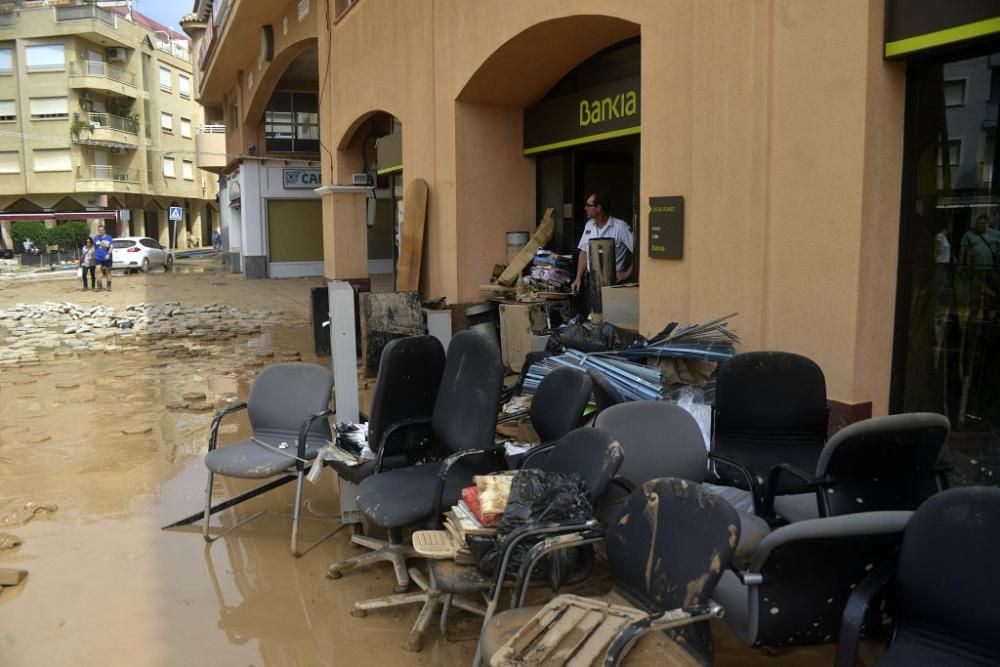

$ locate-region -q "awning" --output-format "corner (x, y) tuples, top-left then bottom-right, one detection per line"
(0, 211), (117, 221)
(0, 213), (53, 221)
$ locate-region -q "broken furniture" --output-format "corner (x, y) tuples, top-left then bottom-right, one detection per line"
(710, 351), (829, 510)
(712, 510), (910, 651)
(166, 362), (335, 556)
(327, 335), (445, 491)
(836, 486), (1000, 667)
(326, 330), (505, 592)
(351, 426), (624, 652)
(499, 365), (593, 460)
(477, 477), (740, 666)
(361, 291), (425, 377)
(592, 401), (771, 563)
(766, 412), (950, 523)
(497, 299), (572, 372)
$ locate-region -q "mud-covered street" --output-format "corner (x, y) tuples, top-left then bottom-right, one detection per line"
(0, 262), (474, 666)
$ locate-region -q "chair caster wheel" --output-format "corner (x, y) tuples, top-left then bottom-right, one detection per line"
(351, 608), (367, 618)
(326, 570), (342, 580)
(393, 583), (409, 594)
(403, 637), (422, 652)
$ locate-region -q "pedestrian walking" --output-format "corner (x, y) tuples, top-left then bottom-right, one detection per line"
(92, 224), (114, 291)
(211, 228), (222, 253)
(79, 237), (96, 290)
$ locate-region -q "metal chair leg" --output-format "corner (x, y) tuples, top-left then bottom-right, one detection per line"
(202, 470), (214, 542)
(290, 470), (304, 556)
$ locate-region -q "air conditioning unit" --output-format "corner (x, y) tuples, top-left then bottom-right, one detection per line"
(107, 47), (127, 62)
(352, 172), (371, 187)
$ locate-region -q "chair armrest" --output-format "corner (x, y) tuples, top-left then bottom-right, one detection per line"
(835, 560), (895, 667)
(610, 476), (636, 494)
(708, 452), (763, 515)
(517, 439), (559, 469)
(512, 527), (605, 608)
(296, 408), (335, 468)
(604, 602), (724, 666)
(374, 417), (434, 472)
(762, 463), (817, 517)
(430, 446), (506, 521)
(208, 403), (248, 452)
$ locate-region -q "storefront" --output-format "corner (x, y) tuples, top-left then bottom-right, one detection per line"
(889, 0), (1000, 482)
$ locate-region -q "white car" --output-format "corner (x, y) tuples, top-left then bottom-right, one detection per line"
(111, 237), (174, 273)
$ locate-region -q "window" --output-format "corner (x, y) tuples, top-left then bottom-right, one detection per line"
(33, 148), (71, 172)
(0, 48), (12, 75)
(180, 117), (191, 138)
(0, 151), (18, 173)
(0, 100), (15, 122)
(162, 156), (175, 178)
(160, 111), (173, 133)
(936, 138), (962, 189)
(139, 238), (161, 249)
(264, 91), (319, 153)
(943, 79), (966, 107)
(178, 74), (190, 98)
(25, 44), (65, 71)
(158, 66), (171, 92)
(29, 97), (68, 120)
(182, 160), (193, 180)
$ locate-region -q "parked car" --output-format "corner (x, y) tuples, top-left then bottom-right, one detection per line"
(111, 237), (174, 273)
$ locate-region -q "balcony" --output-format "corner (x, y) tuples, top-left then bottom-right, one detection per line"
(75, 164), (141, 193)
(195, 124), (226, 172)
(155, 39), (191, 64)
(51, 4), (127, 48)
(73, 112), (140, 149)
(69, 61), (137, 98)
(55, 4), (116, 26)
(0, 12), (14, 28)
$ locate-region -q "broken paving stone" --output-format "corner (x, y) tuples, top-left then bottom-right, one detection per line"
(166, 401), (189, 411)
(0, 502), (58, 528)
(187, 401), (214, 412)
(120, 426), (153, 435)
(55, 382), (80, 390)
(182, 392), (206, 401)
(0, 533), (23, 551)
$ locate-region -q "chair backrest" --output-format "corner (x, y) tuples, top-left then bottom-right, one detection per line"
(247, 362), (333, 439)
(431, 329), (504, 453)
(586, 368), (625, 413)
(746, 511), (910, 647)
(607, 478), (740, 661)
(713, 351), (828, 491)
(530, 367), (593, 443)
(529, 427), (624, 502)
(593, 401), (708, 485)
(891, 486), (1000, 662)
(816, 412), (949, 516)
(367, 335), (445, 453)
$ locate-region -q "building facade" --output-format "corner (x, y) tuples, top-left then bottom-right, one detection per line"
(0, 1), (219, 251)
(195, 0), (1000, 481)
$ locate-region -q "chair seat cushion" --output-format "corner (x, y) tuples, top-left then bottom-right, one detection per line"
(481, 591), (701, 665)
(429, 559), (491, 595)
(204, 433), (328, 479)
(328, 453), (410, 485)
(356, 454), (499, 529)
(772, 493), (820, 523)
(701, 485), (771, 567)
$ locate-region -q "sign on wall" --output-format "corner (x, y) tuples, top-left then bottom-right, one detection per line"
(282, 168), (321, 189)
(169, 206), (183, 222)
(648, 196), (683, 260)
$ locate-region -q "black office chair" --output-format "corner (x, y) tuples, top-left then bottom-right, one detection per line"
(712, 351), (829, 503)
(587, 367), (626, 414)
(766, 412), (950, 522)
(837, 486), (1000, 667)
(326, 330), (505, 591)
(164, 362), (334, 556)
(478, 478), (741, 666)
(350, 427), (625, 652)
(328, 335), (445, 486)
(524, 366), (593, 443)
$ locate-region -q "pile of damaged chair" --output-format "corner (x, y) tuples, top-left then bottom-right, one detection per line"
(167, 330), (1000, 666)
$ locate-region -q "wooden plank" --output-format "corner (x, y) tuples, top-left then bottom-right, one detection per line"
(0, 568), (27, 586)
(497, 209), (555, 286)
(396, 178), (429, 292)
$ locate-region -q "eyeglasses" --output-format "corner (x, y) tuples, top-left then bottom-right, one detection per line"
(584, 202), (597, 208)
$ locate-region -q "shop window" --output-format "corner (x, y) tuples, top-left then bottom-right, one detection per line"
(33, 148), (71, 172)
(0, 99), (15, 122)
(25, 44), (64, 71)
(29, 97), (68, 120)
(264, 91), (319, 153)
(0, 48), (12, 75)
(0, 150), (19, 173)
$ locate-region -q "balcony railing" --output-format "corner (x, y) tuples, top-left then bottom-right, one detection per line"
(55, 4), (116, 27)
(198, 124), (226, 134)
(155, 39), (191, 63)
(76, 165), (140, 182)
(69, 60), (136, 87)
(85, 112), (139, 135)
(0, 13), (15, 28)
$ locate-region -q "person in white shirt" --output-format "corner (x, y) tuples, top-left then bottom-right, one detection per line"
(570, 192), (634, 298)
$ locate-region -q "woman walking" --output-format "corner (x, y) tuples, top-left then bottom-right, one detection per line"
(80, 237), (96, 290)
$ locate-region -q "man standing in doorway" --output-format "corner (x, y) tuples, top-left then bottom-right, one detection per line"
(570, 192), (634, 313)
(93, 223), (114, 291)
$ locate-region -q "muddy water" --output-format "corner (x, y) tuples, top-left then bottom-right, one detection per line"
(0, 323), (474, 666)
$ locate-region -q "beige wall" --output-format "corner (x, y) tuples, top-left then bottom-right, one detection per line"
(204, 0), (906, 410)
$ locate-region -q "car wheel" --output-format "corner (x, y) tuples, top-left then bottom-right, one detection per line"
(164, 255), (174, 271)
(141, 257), (150, 273)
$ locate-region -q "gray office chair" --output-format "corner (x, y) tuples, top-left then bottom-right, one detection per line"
(165, 362), (334, 556)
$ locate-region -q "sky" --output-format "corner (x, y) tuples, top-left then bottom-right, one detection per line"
(129, 0), (192, 35)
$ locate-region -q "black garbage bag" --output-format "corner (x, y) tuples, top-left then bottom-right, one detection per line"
(546, 322), (647, 354)
(476, 469), (593, 589)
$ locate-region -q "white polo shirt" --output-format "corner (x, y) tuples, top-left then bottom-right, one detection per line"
(577, 216), (634, 272)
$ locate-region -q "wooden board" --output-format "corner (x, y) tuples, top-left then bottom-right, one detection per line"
(396, 178), (429, 292)
(497, 209), (555, 287)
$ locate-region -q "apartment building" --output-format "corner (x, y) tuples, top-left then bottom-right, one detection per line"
(0, 1), (219, 251)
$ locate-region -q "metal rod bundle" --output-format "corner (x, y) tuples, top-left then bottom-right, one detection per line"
(524, 349), (663, 401)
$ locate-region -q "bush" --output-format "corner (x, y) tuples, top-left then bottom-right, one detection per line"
(10, 221), (48, 248)
(48, 221), (91, 250)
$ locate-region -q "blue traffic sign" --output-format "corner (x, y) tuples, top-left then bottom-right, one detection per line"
(169, 206), (183, 221)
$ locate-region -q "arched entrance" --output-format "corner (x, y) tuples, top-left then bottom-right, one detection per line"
(453, 16), (640, 303)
